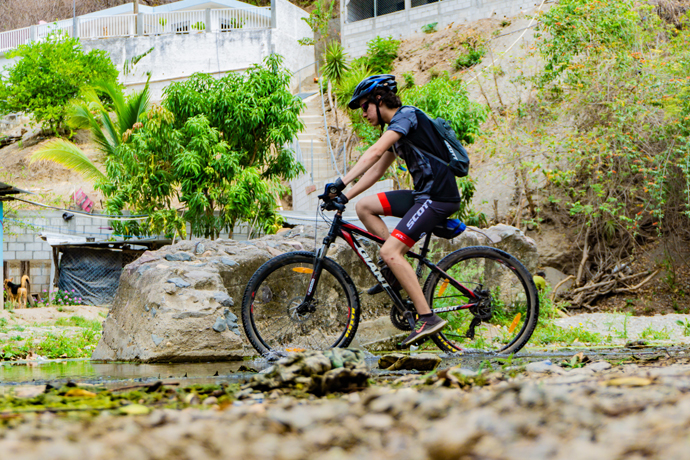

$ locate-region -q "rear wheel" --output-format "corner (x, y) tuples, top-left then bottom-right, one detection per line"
(241, 251), (361, 357)
(423, 246), (539, 355)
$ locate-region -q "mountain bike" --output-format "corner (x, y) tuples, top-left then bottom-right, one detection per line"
(241, 193), (539, 357)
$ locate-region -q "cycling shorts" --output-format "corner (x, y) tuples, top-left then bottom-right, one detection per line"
(377, 190), (460, 248)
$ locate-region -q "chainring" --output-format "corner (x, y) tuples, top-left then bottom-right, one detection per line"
(389, 302), (418, 331)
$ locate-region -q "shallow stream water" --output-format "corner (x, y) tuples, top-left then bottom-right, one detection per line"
(0, 346), (680, 390)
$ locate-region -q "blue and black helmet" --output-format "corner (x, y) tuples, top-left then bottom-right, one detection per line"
(348, 74), (398, 110)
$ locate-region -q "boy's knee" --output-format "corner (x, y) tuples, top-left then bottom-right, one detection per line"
(355, 199), (374, 219)
(380, 243), (404, 264)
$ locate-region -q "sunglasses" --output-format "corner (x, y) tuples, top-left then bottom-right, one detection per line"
(360, 101), (370, 112)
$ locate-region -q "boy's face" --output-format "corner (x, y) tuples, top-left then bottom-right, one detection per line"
(359, 98), (377, 125)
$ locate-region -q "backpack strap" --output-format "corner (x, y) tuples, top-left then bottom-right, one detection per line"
(399, 108), (451, 167)
(399, 138), (451, 167)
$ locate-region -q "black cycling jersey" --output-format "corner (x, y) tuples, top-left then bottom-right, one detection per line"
(387, 106), (461, 203)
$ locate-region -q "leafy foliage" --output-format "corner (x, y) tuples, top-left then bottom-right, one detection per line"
(0, 33), (118, 134)
(402, 71), (416, 89)
(401, 75), (487, 144)
(421, 22), (438, 34)
(365, 36), (401, 74)
(453, 43), (485, 70)
(478, 0), (690, 293)
(102, 54), (305, 239)
(322, 41), (350, 84)
(298, 0), (335, 46)
(333, 64), (372, 110)
(31, 79), (151, 182)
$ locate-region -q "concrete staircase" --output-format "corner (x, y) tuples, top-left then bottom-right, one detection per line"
(290, 89), (393, 214)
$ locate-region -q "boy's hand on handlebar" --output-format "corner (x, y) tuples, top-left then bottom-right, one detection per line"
(323, 194), (349, 211)
(318, 177), (346, 200)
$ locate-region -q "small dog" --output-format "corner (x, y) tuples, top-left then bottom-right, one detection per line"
(4, 275), (31, 309)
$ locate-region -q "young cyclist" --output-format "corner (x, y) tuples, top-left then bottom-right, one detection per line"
(324, 74), (462, 347)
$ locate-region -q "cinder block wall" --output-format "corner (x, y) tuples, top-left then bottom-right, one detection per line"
(2, 210), (261, 301)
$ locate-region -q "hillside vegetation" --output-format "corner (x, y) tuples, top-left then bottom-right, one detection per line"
(477, 0), (690, 310)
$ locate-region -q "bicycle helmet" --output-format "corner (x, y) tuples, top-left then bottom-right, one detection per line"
(347, 74), (398, 110)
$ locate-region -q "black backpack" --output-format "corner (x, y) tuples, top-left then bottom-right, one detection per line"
(402, 108), (470, 178)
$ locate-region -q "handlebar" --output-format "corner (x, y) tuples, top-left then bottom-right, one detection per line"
(318, 191), (346, 213)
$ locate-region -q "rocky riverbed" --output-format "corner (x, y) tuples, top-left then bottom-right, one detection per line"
(3, 350), (690, 459)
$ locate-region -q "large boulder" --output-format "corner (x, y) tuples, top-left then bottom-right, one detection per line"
(93, 224), (538, 362)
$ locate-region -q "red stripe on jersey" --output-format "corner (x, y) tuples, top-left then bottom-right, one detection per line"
(378, 193), (392, 216)
(391, 229), (416, 248)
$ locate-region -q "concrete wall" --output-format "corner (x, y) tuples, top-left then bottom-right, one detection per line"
(84, 30), (274, 101)
(342, 0), (540, 57)
(0, 0), (314, 101)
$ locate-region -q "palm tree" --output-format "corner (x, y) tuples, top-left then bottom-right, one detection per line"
(30, 80), (150, 181)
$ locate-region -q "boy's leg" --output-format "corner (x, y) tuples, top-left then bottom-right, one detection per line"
(354, 195), (389, 239)
(354, 190), (415, 239)
(379, 237), (430, 314)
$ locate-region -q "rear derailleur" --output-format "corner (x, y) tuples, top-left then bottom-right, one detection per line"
(464, 288), (492, 339)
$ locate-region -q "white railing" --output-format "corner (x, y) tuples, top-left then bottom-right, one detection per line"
(0, 8), (273, 55)
(0, 27), (30, 54)
(80, 15), (136, 39)
(211, 7), (271, 31)
(35, 20), (73, 41)
(142, 10), (207, 35)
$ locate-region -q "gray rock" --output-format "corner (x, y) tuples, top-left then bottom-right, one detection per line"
(587, 361), (613, 372)
(223, 308), (240, 336)
(202, 396), (218, 406)
(151, 334), (164, 347)
(213, 291), (234, 307)
(167, 278), (191, 288)
(94, 226), (536, 362)
(195, 243), (206, 254)
(248, 349), (369, 395)
(379, 353), (442, 371)
(213, 316), (227, 332)
(165, 252), (193, 262)
(526, 360), (555, 374)
(220, 256), (238, 267)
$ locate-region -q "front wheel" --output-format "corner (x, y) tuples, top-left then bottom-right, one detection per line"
(241, 251), (361, 357)
(423, 246), (539, 355)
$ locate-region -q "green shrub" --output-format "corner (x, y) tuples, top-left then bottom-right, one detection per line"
(333, 64), (372, 110)
(100, 54), (305, 239)
(365, 35), (401, 74)
(402, 71), (416, 89)
(322, 41), (350, 84)
(453, 43), (485, 70)
(402, 75), (487, 144)
(0, 33), (118, 134)
(421, 22), (438, 34)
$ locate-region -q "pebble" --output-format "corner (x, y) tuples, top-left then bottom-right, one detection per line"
(165, 252), (193, 262)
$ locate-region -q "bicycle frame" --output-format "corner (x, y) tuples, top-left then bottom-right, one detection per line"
(303, 210), (480, 329)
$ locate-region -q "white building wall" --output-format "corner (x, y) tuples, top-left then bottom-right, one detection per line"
(342, 0), (541, 57)
(0, 0), (314, 101)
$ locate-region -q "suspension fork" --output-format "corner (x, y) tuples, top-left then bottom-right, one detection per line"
(302, 212), (342, 304)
